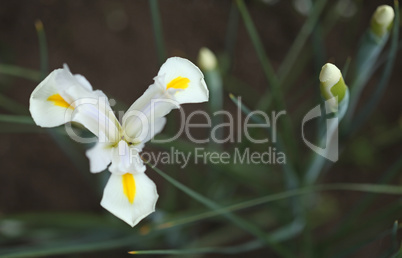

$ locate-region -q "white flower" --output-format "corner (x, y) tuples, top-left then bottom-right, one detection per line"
(29, 57), (209, 227)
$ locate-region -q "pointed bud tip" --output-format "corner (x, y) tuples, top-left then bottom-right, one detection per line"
(371, 5), (394, 37)
(197, 47), (217, 71)
(319, 63), (347, 103)
(373, 5), (394, 26)
(35, 20), (43, 31)
(319, 63), (341, 88)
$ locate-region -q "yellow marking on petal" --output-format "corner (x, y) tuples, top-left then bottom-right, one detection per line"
(47, 94), (73, 109)
(128, 251), (138, 254)
(166, 76), (190, 90)
(122, 173), (136, 204)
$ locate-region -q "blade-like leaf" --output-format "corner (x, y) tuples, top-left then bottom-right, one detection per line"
(149, 0), (166, 65)
(0, 64), (41, 82)
(146, 161), (294, 258)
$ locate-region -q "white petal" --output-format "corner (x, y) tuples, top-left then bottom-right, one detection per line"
(74, 74), (93, 90)
(157, 57), (209, 104)
(53, 64), (97, 104)
(63, 63), (93, 91)
(29, 65), (105, 128)
(86, 142), (113, 173)
(72, 94), (121, 143)
(108, 141), (146, 175)
(142, 116), (166, 144)
(122, 84), (177, 141)
(59, 67), (122, 142)
(29, 69), (75, 127)
(101, 172), (158, 227)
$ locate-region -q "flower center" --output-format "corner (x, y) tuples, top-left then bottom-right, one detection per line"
(119, 135), (138, 146)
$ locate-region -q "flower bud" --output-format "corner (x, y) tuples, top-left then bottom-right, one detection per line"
(319, 63), (347, 104)
(370, 5), (394, 37)
(197, 47), (217, 71)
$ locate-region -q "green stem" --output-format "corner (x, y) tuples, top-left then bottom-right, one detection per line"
(0, 93), (29, 115)
(236, 0), (298, 166)
(350, 1), (399, 135)
(277, 0), (327, 81)
(229, 94), (299, 190)
(35, 20), (48, 78)
(324, 156), (402, 243)
(224, 1), (240, 72)
(148, 161), (294, 258)
(131, 240), (263, 255)
(158, 181), (402, 230)
(0, 64), (41, 82)
(149, 0), (166, 65)
(235, 0), (281, 110)
(0, 114), (34, 124)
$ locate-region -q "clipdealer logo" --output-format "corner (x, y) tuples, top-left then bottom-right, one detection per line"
(63, 96), (340, 166)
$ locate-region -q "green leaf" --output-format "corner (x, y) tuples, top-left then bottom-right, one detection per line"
(205, 69), (224, 151)
(0, 93), (29, 115)
(0, 114), (34, 124)
(229, 94), (299, 190)
(149, 0), (166, 66)
(392, 221), (399, 253)
(0, 235), (137, 258)
(158, 182), (402, 230)
(129, 240), (263, 255)
(304, 89), (350, 185)
(0, 123), (43, 134)
(147, 162), (294, 258)
(235, 0), (301, 165)
(235, 0), (282, 111)
(277, 0), (327, 81)
(223, 2), (240, 72)
(334, 156), (402, 235)
(35, 20), (49, 79)
(0, 213), (137, 257)
(350, 1), (400, 134)
(0, 64), (41, 82)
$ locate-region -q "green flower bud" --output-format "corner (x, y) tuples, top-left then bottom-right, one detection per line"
(370, 5), (394, 37)
(197, 47), (217, 71)
(319, 63), (347, 104)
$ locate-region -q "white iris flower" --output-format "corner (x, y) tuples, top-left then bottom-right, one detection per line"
(29, 57), (209, 227)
